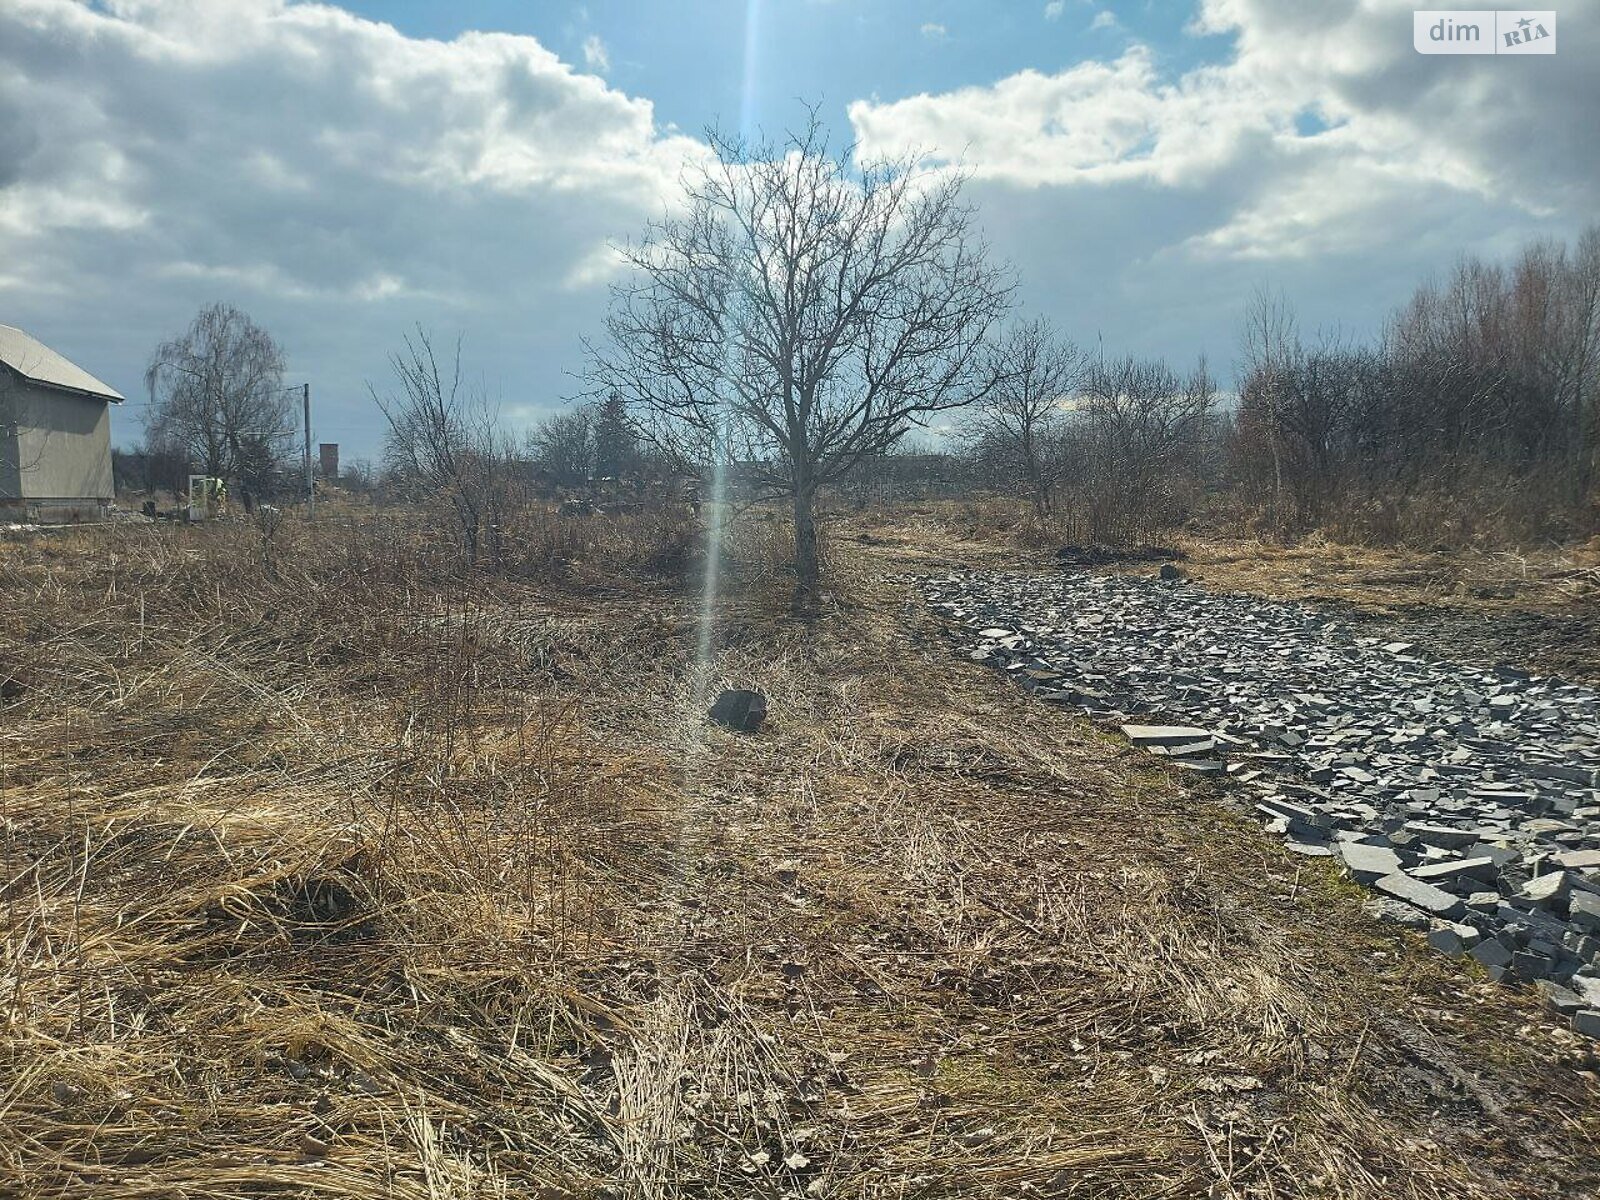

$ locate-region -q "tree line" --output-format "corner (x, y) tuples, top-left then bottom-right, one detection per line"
(1234, 231), (1600, 541)
(126, 119), (1600, 605)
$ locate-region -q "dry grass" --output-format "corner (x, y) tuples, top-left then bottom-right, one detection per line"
(1164, 533), (1600, 613)
(2, 505), (1597, 1198)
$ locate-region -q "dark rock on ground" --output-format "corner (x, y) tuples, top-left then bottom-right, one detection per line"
(709, 688), (768, 733)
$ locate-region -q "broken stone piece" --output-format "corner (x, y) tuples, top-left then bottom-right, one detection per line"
(1412, 857), (1499, 886)
(1519, 871), (1573, 908)
(1536, 980), (1585, 1015)
(1121, 724), (1213, 748)
(1374, 872), (1467, 919)
(1403, 822), (1479, 850)
(1338, 841), (1401, 884)
(1472, 939), (1514, 969)
(1427, 921), (1481, 955)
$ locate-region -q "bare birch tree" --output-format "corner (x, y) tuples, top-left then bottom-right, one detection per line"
(586, 117), (1013, 607)
(144, 303), (292, 486)
(1238, 286), (1299, 535)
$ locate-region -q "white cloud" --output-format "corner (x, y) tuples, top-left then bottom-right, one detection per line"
(582, 33), (609, 74)
(850, 50), (1182, 187)
(920, 22), (948, 41)
(1089, 10), (1118, 32)
(847, 0), (1595, 384)
(1043, 2), (1065, 20)
(850, 0), (1596, 259)
(561, 241), (628, 291)
(0, 0), (706, 452)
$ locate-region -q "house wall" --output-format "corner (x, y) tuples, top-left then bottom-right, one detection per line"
(0, 377), (115, 506)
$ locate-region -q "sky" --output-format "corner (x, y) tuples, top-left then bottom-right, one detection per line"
(1, 0), (1595, 461)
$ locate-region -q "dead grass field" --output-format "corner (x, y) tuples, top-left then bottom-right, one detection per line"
(2, 507), (1598, 1199)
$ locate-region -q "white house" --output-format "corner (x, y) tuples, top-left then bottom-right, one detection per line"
(0, 324), (123, 519)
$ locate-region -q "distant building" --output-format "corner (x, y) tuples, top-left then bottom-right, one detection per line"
(319, 442), (339, 481)
(0, 324), (122, 518)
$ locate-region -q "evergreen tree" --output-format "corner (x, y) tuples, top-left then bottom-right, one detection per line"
(593, 391), (635, 478)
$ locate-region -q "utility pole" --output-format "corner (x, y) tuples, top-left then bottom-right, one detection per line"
(302, 382), (315, 520)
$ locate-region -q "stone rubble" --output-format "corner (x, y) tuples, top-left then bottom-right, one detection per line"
(919, 569), (1600, 1039)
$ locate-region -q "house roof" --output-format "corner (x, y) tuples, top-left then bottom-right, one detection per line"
(0, 324), (124, 403)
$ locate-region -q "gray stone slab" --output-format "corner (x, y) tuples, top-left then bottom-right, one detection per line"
(1513, 949), (1555, 981)
(1365, 898), (1428, 928)
(1427, 921), (1481, 955)
(1571, 891), (1600, 932)
(1404, 822), (1480, 850)
(1121, 724), (1213, 747)
(1338, 841), (1402, 884)
(1536, 980), (1586, 1015)
(1374, 872), (1467, 919)
(1520, 871), (1574, 907)
(1412, 857), (1499, 885)
(1472, 938), (1514, 968)
(1286, 839), (1335, 857)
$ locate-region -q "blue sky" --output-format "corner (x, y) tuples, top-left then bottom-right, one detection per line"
(1, 0), (1595, 461)
(350, 1), (1228, 132)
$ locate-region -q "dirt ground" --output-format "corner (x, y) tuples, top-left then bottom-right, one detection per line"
(2, 511), (1598, 1199)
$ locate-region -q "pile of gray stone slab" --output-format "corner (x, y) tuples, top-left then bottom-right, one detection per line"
(920, 570), (1600, 1038)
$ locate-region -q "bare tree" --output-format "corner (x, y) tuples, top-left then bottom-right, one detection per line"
(527, 406), (595, 488)
(586, 116), (1013, 606)
(371, 328), (510, 565)
(144, 303), (292, 486)
(1547, 228), (1600, 504)
(967, 317), (1083, 516)
(1238, 287), (1299, 534)
(1073, 355), (1217, 542)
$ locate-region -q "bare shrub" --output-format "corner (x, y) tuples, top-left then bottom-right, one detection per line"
(1228, 224), (1600, 545)
(1060, 355), (1217, 544)
(371, 328), (516, 567)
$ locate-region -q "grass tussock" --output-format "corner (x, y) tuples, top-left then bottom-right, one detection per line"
(1, 504), (1597, 1198)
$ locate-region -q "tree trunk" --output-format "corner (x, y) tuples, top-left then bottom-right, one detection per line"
(792, 484), (821, 613)
(1021, 427), (1048, 519)
(1576, 382), (1592, 513)
(1030, 471), (1051, 519)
